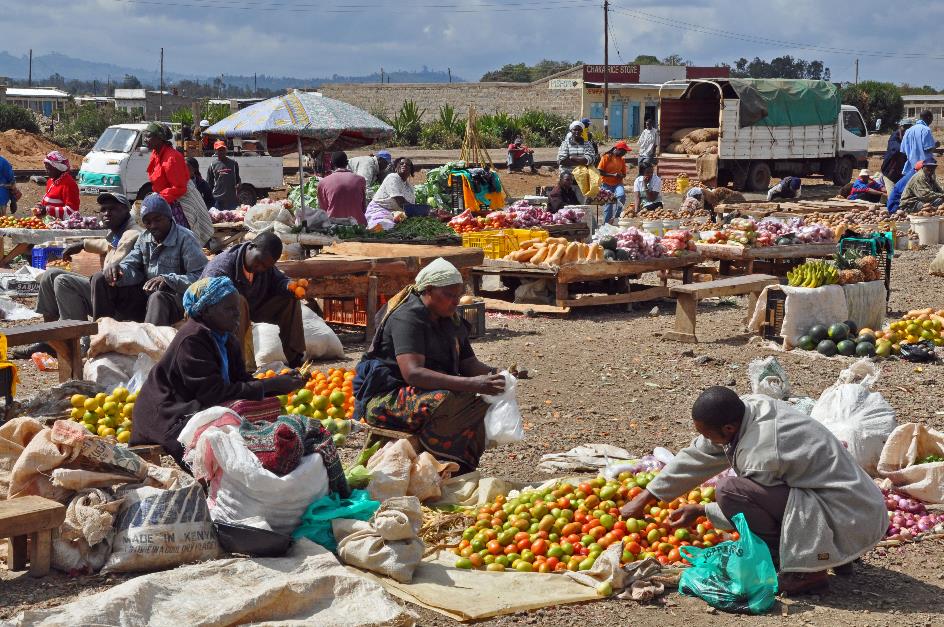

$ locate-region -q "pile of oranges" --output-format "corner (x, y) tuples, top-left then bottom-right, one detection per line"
(292, 367), (356, 420)
(286, 278), (310, 300)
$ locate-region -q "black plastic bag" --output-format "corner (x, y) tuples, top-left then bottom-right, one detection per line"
(899, 340), (936, 363)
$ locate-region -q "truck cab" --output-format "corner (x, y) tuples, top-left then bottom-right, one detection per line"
(78, 123), (283, 205)
(835, 104), (870, 182)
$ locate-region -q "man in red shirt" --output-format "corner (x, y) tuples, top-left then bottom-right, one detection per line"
(317, 151), (367, 225)
(507, 136), (536, 173)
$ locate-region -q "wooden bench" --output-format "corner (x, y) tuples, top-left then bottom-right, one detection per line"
(361, 423), (419, 453)
(2, 320), (98, 382)
(0, 496), (66, 577)
(665, 274), (780, 343)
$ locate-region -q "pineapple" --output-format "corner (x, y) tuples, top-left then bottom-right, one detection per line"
(838, 269), (865, 285)
(856, 256), (881, 282)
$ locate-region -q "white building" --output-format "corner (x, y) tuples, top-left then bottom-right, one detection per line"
(902, 95), (944, 129)
(0, 86), (71, 117)
(113, 88), (147, 116)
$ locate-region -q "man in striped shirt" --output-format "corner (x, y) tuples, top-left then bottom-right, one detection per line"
(557, 121), (594, 169)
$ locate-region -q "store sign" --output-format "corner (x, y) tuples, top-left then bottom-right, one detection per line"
(582, 64), (640, 83)
(549, 78), (582, 90)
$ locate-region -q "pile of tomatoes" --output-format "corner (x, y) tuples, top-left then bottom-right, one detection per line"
(0, 216), (47, 229)
(452, 472), (736, 573)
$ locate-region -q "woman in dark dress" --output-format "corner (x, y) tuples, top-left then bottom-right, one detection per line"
(354, 258), (504, 472)
(131, 276), (303, 465)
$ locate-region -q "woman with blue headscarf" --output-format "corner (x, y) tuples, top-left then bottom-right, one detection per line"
(132, 276), (305, 466)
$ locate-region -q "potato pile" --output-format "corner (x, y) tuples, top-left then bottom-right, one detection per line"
(503, 237), (603, 267)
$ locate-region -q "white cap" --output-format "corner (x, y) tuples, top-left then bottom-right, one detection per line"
(199, 119), (210, 128)
(858, 169), (870, 177)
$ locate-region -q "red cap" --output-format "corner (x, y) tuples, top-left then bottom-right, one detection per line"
(213, 140), (227, 150)
(613, 141), (631, 152)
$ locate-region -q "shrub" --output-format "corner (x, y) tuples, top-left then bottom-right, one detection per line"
(419, 122), (462, 149)
(390, 100), (425, 146)
(52, 104), (135, 151)
(0, 103), (40, 133)
(841, 82), (904, 133)
(517, 110), (569, 146)
(170, 107), (194, 126)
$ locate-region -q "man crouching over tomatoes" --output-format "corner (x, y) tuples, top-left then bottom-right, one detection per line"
(621, 386), (887, 595)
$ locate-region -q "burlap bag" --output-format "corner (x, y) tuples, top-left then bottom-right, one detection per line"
(876, 423), (944, 503)
(333, 496), (425, 583)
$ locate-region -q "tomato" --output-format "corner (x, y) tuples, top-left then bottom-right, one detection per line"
(578, 557), (595, 571)
(520, 549), (535, 563)
(455, 557), (473, 569)
(503, 544), (518, 556)
(702, 521), (714, 531)
(554, 562), (569, 573)
(611, 529), (626, 541)
(731, 532), (740, 541)
(565, 533), (581, 545)
(486, 562), (505, 572)
(557, 498), (571, 510)
(597, 536), (612, 549)
(531, 539), (549, 556)
(703, 533), (718, 545)
(561, 522), (581, 537)
(578, 483), (594, 496)
(667, 548), (681, 563)
(584, 495), (600, 509)
(657, 555), (669, 565)
(627, 542), (642, 555)
(598, 514), (616, 530)
(573, 511), (588, 524)
(646, 529), (661, 544)
(516, 539), (531, 551)
(628, 486), (643, 498)
(514, 531), (530, 543)
(560, 542), (575, 556)
(674, 528), (691, 541)
(537, 563), (552, 573)
(545, 556), (559, 570)
(469, 553), (484, 568)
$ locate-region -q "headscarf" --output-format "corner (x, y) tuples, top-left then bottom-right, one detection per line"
(183, 276), (237, 319)
(788, 177), (801, 191)
(415, 257), (463, 290)
(140, 192), (173, 218)
(43, 151), (70, 173)
(144, 122), (170, 141)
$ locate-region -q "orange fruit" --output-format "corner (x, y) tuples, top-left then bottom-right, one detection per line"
(297, 278), (309, 287)
(287, 281), (297, 291)
(294, 287), (306, 299)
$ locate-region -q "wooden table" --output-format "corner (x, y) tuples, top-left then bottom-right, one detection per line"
(695, 242), (836, 277)
(0, 496), (66, 577)
(279, 242), (485, 339)
(2, 321), (99, 382)
(212, 221), (248, 250)
(542, 223), (591, 242)
(471, 255), (702, 313)
(0, 228), (108, 268)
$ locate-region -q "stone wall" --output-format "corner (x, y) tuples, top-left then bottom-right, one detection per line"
(320, 70), (583, 121)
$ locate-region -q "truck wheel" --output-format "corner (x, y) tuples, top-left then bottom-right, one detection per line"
(747, 162), (772, 192)
(832, 157), (854, 186)
(237, 185), (258, 207)
(135, 184), (153, 202)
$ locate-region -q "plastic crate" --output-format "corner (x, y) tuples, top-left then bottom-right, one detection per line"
(462, 228), (549, 260)
(838, 235), (892, 302)
(458, 301), (486, 339)
(762, 286), (787, 342)
(31, 246), (64, 270)
(321, 295), (389, 327)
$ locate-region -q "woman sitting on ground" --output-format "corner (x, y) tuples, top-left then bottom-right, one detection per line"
(354, 258), (505, 473)
(365, 157), (415, 230)
(132, 276), (304, 466)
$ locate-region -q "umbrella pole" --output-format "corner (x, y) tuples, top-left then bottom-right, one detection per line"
(297, 135), (305, 228)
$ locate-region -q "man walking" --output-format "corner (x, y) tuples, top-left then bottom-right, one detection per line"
(207, 140), (241, 210)
(900, 110), (939, 177)
(637, 118), (658, 166)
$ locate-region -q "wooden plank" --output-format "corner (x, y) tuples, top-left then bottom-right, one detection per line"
(556, 256), (701, 283)
(1, 321), (98, 346)
(670, 274), (779, 298)
(558, 285), (670, 307)
(28, 530), (52, 577)
(0, 243), (32, 268)
(365, 275), (379, 343)
(666, 294), (699, 343)
(8, 535), (27, 570)
(480, 297), (571, 315)
(278, 257), (405, 278)
(745, 243), (836, 260)
(325, 242), (485, 269)
(0, 496), (66, 539)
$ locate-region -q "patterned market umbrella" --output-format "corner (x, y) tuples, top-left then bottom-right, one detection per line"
(206, 90), (393, 215)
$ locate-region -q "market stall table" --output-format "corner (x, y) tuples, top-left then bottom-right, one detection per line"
(212, 221), (248, 250)
(278, 242), (485, 338)
(695, 242), (836, 277)
(0, 228), (108, 268)
(470, 255), (702, 314)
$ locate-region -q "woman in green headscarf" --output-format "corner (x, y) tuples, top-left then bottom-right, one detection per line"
(354, 258), (504, 472)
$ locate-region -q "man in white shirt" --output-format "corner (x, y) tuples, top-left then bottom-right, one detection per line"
(633, 163), (663, 211)
(348, 150), (392, 188)
(637, 118), (658, 165)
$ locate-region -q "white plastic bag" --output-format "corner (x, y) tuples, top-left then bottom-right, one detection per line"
(301, 306), (344, 359)
(810, 359), (896, 476)
(747, 357), (791, 400)
(482, 371), (524, 445)
(252, 322), (287, 368)
(82, 353), (138, 392)
(877, 423), (944, 503)
(124, 353), (156, 394)
(244, 202), (295, 233)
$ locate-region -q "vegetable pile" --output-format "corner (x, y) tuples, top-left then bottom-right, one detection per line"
(883, 488), (944, 541)
(0, 216), (47, 229)
(47, 214), (102, 230)
(876, 309), (944, 356)
(209, 208), (247, 224)
(452, 472), (732, 572)
(503, 237), (603, 266)
(700, 217), (834, 247)
(795, 321), (879, 358)
(334, 217), (458, 242)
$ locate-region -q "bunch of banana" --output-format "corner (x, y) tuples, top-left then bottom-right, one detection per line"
(787, 260), (839, 288)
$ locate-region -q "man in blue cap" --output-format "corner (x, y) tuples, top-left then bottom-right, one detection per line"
(91, 193), (208, 326)
(349, 150), (392, 189)
(899, 156), (944, 213)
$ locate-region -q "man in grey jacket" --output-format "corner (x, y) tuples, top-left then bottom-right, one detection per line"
(622, 386), (887, 595)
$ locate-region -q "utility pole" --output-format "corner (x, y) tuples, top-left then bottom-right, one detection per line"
(28, 49), (32, 87)
(854, 59), (859, 85)
(380, 67), (384, 84)
(448, 68), (452, 83)
(159, 48), (164, 121)
(603, 0), (609, 140)
(254, 72), (257, 96)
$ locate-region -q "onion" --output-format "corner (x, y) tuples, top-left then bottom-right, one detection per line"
(892, 515), (905, 527)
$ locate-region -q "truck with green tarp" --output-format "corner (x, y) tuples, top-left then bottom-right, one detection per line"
(657, 79), (869, 192)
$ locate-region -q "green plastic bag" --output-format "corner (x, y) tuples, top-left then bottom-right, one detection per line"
(678, 513), (778, 614)
(292, 489), (379, 552)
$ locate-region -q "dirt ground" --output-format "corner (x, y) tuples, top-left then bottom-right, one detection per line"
(2, 160), (944, 625)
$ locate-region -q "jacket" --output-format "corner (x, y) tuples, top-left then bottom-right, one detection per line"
(597, 153), (627, 186)
(41, 172), (81, 219)
(900, 171), (944, 211)
(83, 216), (143, 266)
(646, 395), (887, 572)
(147, 144), (190, 204)
(202, 241), (289, 307)
(117, 222), (208, 293)
(131, 319), (267, 460)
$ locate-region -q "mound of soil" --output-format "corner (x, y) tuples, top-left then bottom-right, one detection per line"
(0, 130), (83, 170)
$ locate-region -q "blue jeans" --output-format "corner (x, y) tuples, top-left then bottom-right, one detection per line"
(601, 183), (625, 223)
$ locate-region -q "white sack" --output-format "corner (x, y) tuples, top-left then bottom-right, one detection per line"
(748, 284), (848, 349)
(252, 322), (287, 368)
(333, 496), (425, 583)
(82, 353), (138, 394)
(87, 317), (177, 361)
(302, 305), (345, 359)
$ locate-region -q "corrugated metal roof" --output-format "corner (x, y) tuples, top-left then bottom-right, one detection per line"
(5, 87), (70, 98)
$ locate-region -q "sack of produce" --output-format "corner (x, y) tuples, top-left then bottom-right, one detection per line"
(678, 513), (778, 614)
(686, 128), (720, 144)
(877, 423), (944, 503)
(929, 245), (944, 276)
(103, 473), (221, 573)
(245, 202), (295, 234)
(671, 127), (700, 141)
(252, 322), (287, 369)
(482, 371), (524, 446)
(810, 359), (896, 476)
(302, 306), (344, 360)
(333, 496), (424, 583)
(665, 142), (686, 154)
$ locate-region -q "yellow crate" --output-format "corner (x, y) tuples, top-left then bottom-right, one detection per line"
(462, 228), (549, 259)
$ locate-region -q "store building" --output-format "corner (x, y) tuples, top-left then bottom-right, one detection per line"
(902, 95), (944, 129)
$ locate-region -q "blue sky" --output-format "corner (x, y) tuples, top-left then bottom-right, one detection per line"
(3, 0), (943, 86)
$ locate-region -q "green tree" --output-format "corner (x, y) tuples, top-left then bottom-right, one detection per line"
(0, 103), (39, 133)
(731, 56), (831, 81)
(480, 60), (579, 83)
(120, 74), (143, 89)
(632, 54), (661, 64)
(841, 82), (904, 132)
(899, 84), (940, 95)
(661, 54), (691, 66)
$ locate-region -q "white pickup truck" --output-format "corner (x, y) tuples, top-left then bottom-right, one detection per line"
(657, 79), (870, 191)
(78, 123), (283, 204)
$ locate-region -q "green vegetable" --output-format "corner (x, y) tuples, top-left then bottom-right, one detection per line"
(345, 464), (372, 489)
(288, 177), (319, 209)
(356, 441), (382, 467)
(332, 217), (458, 242)
(916, 454), (944, 464)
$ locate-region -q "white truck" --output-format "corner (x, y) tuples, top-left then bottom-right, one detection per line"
(657, 79), (869, 192)
(78, 123), (283, 204)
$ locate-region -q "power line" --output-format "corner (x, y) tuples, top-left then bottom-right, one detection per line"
(608, 2), (944, 61)
(106, 0), (600, 13)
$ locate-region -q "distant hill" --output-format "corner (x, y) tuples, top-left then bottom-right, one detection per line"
(0, 51), (462, 89)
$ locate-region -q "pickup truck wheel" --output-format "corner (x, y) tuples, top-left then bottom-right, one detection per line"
(832, 157), (854, 186)
(237, 186), (257, 207)
(747, 162), (772, 192)
(135, 184), (153, 202)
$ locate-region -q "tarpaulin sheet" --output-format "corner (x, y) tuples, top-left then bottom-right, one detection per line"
(727, 79), (840, 128)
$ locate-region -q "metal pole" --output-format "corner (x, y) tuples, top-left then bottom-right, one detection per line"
(297, 135), (306, 228)
(448, 68), (452, 83)
(159, 48), (164, 121)
(603, 0), (610, 140)
(28, 49), (32, 87)
(854, 59), (859, 85)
